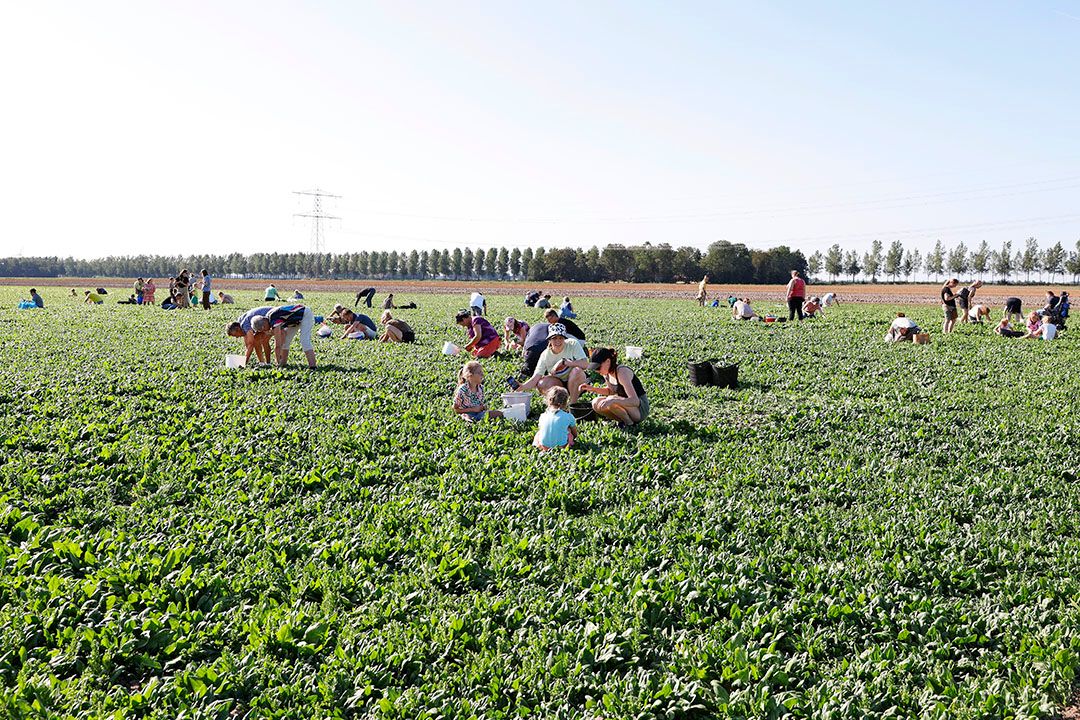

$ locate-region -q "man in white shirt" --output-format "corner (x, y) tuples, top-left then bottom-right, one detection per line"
(885, 313), (919, 342)
(469, 291), (486, 317)
(517, 323), (589, 403)
(822, 292), (839, 308)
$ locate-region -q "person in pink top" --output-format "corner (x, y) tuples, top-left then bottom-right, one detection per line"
(785, 270), (807, 321)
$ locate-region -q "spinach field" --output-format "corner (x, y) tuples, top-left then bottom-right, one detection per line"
(2, 287), (1078, 719)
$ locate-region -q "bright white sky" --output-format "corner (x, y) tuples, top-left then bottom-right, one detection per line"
(2, 1), (1079, 259)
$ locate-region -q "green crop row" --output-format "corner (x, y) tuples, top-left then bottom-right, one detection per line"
(1, 288), (1078, 719)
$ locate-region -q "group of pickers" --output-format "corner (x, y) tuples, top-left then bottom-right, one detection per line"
(886, 282), (1070, 341)
(221, 287), (647, 449)
(449, 291), (648, 450)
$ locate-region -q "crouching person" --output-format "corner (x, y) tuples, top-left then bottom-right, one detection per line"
(885, 313), (920, 342)
(578, 347), (650, 427)
(516, 323), (588, 404)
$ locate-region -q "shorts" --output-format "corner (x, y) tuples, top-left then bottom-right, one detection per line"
(637, 394), (650, 421)
(470, 306), (483, 316)
(943, 305), (957, 320)
(401, 329), (415, 343)
(463, 411), (485, 422)
(1005, 298), (1022, 314)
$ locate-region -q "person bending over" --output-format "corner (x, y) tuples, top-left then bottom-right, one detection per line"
(456, 310), (501, 358)
(265, 304), (316, 367)
(1003, 297), (1023, 325)
(355, 287), (376, 308)
(504, 317), (530, 352)
(885, 313), (920, 342)
(226, 309), (273, 364)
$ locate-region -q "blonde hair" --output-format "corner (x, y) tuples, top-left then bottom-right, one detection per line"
(459, 360), (483, 384)
(544, 386), (569, 410)
(380, 310), (393, 324)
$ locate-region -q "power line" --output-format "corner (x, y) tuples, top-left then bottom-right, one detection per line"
(293, 188), (341, 253)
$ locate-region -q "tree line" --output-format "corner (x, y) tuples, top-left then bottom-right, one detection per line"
(2, 238), (1078, 284)
(807, 238), (1080, 284)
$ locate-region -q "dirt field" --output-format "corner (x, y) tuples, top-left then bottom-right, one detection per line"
(1, 276), (1070, 307)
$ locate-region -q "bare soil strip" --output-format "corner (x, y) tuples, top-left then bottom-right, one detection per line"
(0, 276), (1069, 307)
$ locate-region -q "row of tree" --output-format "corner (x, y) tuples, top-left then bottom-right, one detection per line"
(2, 238), (1078, 284)
(808, 238), (1080, 284)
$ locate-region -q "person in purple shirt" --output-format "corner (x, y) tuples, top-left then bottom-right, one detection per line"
(226, 306), (273, 363)
(455, 310), (502, 358)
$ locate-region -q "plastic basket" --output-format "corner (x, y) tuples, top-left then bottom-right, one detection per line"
(503, 403), (528, 422)
(442, 341), (460, 355)
(225, 354), (246, 369)
(625, 346), (644, 359)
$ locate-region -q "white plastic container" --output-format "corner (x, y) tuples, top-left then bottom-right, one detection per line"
(225, 354), (246, 369)
(317, 326), (334, 338)
(625, 346), (644, 360)
(442, 341), (460, 355)
(501, 391), (532, 407)
(503, 403), (528, 422)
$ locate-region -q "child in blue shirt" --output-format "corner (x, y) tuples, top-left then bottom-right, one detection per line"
(453, 361), (503, 422)
(533, 386), (577, 450)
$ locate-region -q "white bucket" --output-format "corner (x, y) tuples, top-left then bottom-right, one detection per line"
(503, 403), (528, 422)
(317, 326), (333, 338)
(501, 391), (532, 407)
(442, 341), (460, 355)
(626, 346), (644, 360)
(225, 354), (246, 369)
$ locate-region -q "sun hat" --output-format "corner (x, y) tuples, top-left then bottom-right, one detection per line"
(587, 347), (616, 372)
(547, 323), (567, 339)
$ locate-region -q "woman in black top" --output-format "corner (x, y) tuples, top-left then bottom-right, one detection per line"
(578, 347), (649, 427)
(941, 278), (959, 334)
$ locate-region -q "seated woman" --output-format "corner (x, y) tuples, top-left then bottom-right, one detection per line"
(885, 313), (920, 342)
(380, 311), (414, 343)
(731, 298), (756, 320)
(577, 347), (649, 427)
(504, 317), (530, 352)
(994, 318), (1025, 338)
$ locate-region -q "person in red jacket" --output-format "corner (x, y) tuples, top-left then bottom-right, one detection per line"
(786, 270), (806, 322)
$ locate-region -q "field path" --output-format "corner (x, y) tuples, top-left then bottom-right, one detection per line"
(1, 276), (1070, 307)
